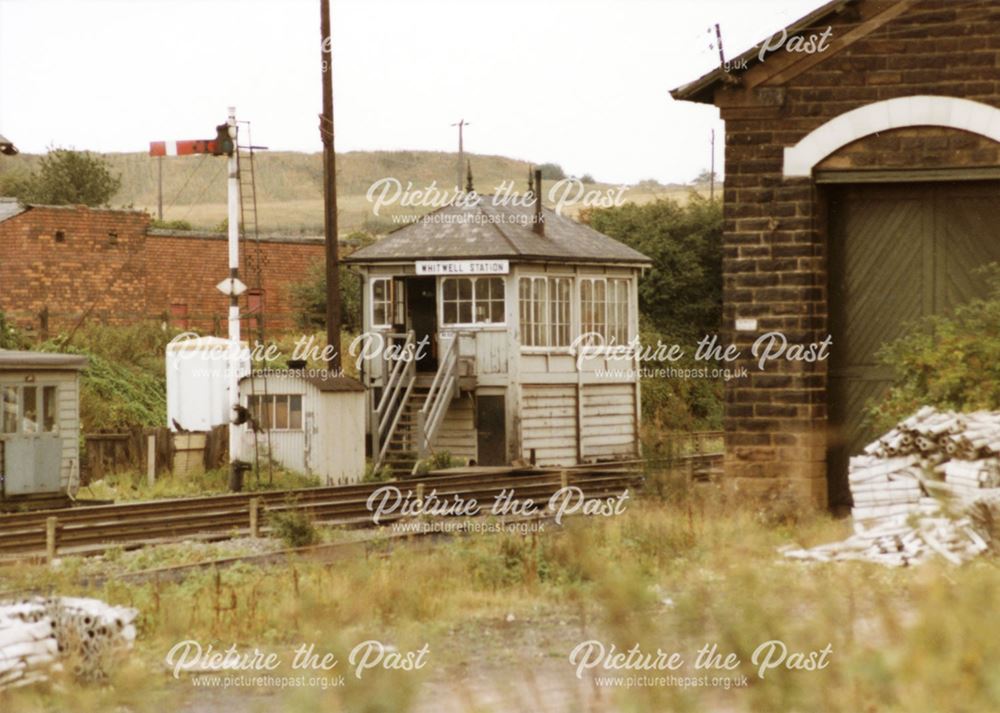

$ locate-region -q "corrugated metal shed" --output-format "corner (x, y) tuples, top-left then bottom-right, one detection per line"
(346, 200), (652, 264)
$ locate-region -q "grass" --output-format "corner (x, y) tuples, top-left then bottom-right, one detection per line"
(2, 479), (997, 712)
(80, 465), (321, 503)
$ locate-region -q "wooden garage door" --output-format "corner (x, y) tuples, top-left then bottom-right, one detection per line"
(827, 181), (1000, 507)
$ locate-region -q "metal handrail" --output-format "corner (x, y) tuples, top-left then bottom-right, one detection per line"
(415, 335), (460, 460)
(372, 331), (416, 471)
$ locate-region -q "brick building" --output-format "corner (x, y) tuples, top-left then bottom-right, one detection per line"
(672, 0), (1000, 510)
(0, 199), (325, 335)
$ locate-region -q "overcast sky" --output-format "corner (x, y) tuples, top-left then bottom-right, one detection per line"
(0, 0), (820, 184)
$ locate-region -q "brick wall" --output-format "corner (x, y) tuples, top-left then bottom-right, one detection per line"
(0, 204), (324, 336)
(710, 0), (1000, 507)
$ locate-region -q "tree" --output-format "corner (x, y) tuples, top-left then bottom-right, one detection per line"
(580, 195), (722, 341)
(289, 231), (373, 333)
(9, 148), (121, 206)
(536, 162), (566, 180)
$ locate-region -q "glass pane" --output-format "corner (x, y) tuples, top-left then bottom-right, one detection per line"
(488, 278), (504, 300)
(373, 304), (387, 326)
(443, 279), (457, 300)
(289, 395), (303, 430)
(22, 386), (38, 434)
(265, 397), (275, 431)
(443, 303), (457, 324)
(491, 299), (505, 324)
(372, 279), (386, 301)
(43, 386), (57, 432)
(274, 395), (289, 429)
(1, 386), (16, 434)
(458, 279), (472, 300)
(459, 302), (472, 324)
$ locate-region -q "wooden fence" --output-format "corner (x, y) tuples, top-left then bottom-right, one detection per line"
(82, 425), (229, 484)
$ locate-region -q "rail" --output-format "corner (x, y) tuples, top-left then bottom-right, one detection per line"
(0, 463), (645, 559)
(415, 334), (459, 466)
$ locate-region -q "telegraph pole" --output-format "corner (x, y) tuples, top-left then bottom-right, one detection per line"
(320, 0), (342, 372)
(451, 119), (469, 191)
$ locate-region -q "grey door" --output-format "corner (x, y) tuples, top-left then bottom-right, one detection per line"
(476, 395), (506, 466)
(1, 384), (62, 497)
(827, 181), (1000, 507)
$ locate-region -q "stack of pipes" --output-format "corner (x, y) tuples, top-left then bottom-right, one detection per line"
(0, 597), (137, 690)
(783, 407), (1000, 567)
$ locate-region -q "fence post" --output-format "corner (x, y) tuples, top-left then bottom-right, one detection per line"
(249, 497), (260, 538)
(147, 433), (156, 488)
(415, 483), (425, 523)
(560, 470), (569, 491)
(45, 516), (58, 563)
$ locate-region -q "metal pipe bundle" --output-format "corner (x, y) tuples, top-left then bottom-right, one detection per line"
(783, 407), (1000, 566)
(0, 597), (137, 690)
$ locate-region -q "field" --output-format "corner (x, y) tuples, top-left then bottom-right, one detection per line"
(2, 477), (997, 713)
(0, 150), (706, 234)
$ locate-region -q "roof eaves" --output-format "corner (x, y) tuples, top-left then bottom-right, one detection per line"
(670, 0), (857, 104)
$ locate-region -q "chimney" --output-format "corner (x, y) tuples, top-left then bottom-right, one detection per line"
(532, 168), (544, 236)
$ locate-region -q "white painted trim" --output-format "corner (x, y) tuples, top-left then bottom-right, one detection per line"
(783, 95), (1000, 177)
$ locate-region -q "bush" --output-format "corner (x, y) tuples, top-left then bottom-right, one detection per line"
(867, 263), (1000, 430)
(7, 148), (121, 207)
(580, 195), (722, 341)
(288, 231), (372, 332)
(268, 505), (319, 548)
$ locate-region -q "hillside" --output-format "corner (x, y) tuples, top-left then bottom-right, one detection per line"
(0, 150), (705, 234)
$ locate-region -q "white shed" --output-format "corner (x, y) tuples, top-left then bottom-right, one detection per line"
(0, 350), (86, 498)
(237, 371), (366, 484)
(166, 336), (250, 432)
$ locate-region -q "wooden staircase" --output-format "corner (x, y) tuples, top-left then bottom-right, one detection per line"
(381, 385), (430, 477)
(373, 333), (462, 477)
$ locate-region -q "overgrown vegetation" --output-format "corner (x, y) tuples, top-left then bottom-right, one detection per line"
(3, 490), (998, 712)
(867, 263), (1000, 431)
(82, 465), (320, 502)
(267, 503), (320, 548)
(0, 148), (121, 207)
(34, 323), (174, 432)
(288, 231), (372, 332)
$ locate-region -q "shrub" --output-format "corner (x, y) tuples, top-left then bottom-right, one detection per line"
(268, 505), (319, 548)
(867, 263), (1000, 430)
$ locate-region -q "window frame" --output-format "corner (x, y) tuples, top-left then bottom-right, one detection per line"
(518, 275), (573, 351)
(1, 384), (59, 435)
(440, 276), (507, 328)
(370, 277), (406, 329)
(579, 276), (632, 346)
(247, 393), (304, 432)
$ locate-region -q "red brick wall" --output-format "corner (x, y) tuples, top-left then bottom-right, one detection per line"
(710, 0), (1000, 507)
(0, 205), (323, 336)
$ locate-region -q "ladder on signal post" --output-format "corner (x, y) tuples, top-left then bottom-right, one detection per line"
(236, 121), (266, 344)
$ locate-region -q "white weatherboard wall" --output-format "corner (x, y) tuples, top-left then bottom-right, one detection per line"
(239, 373), (366, 485)
(166, 337), (250, 432)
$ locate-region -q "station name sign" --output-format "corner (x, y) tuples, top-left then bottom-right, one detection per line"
(415, 260), (510, 276)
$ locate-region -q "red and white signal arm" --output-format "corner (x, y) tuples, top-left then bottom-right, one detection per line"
(149, 140), (218, 157)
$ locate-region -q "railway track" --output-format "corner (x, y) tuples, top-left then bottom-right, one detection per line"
(0, 464), (648, 559)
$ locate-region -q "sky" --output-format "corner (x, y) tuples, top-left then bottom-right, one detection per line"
(0, 0), (822, 185)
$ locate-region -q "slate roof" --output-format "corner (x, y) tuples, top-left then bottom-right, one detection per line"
(0, 350), (88, 371)
(345, 199), (651, 265)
